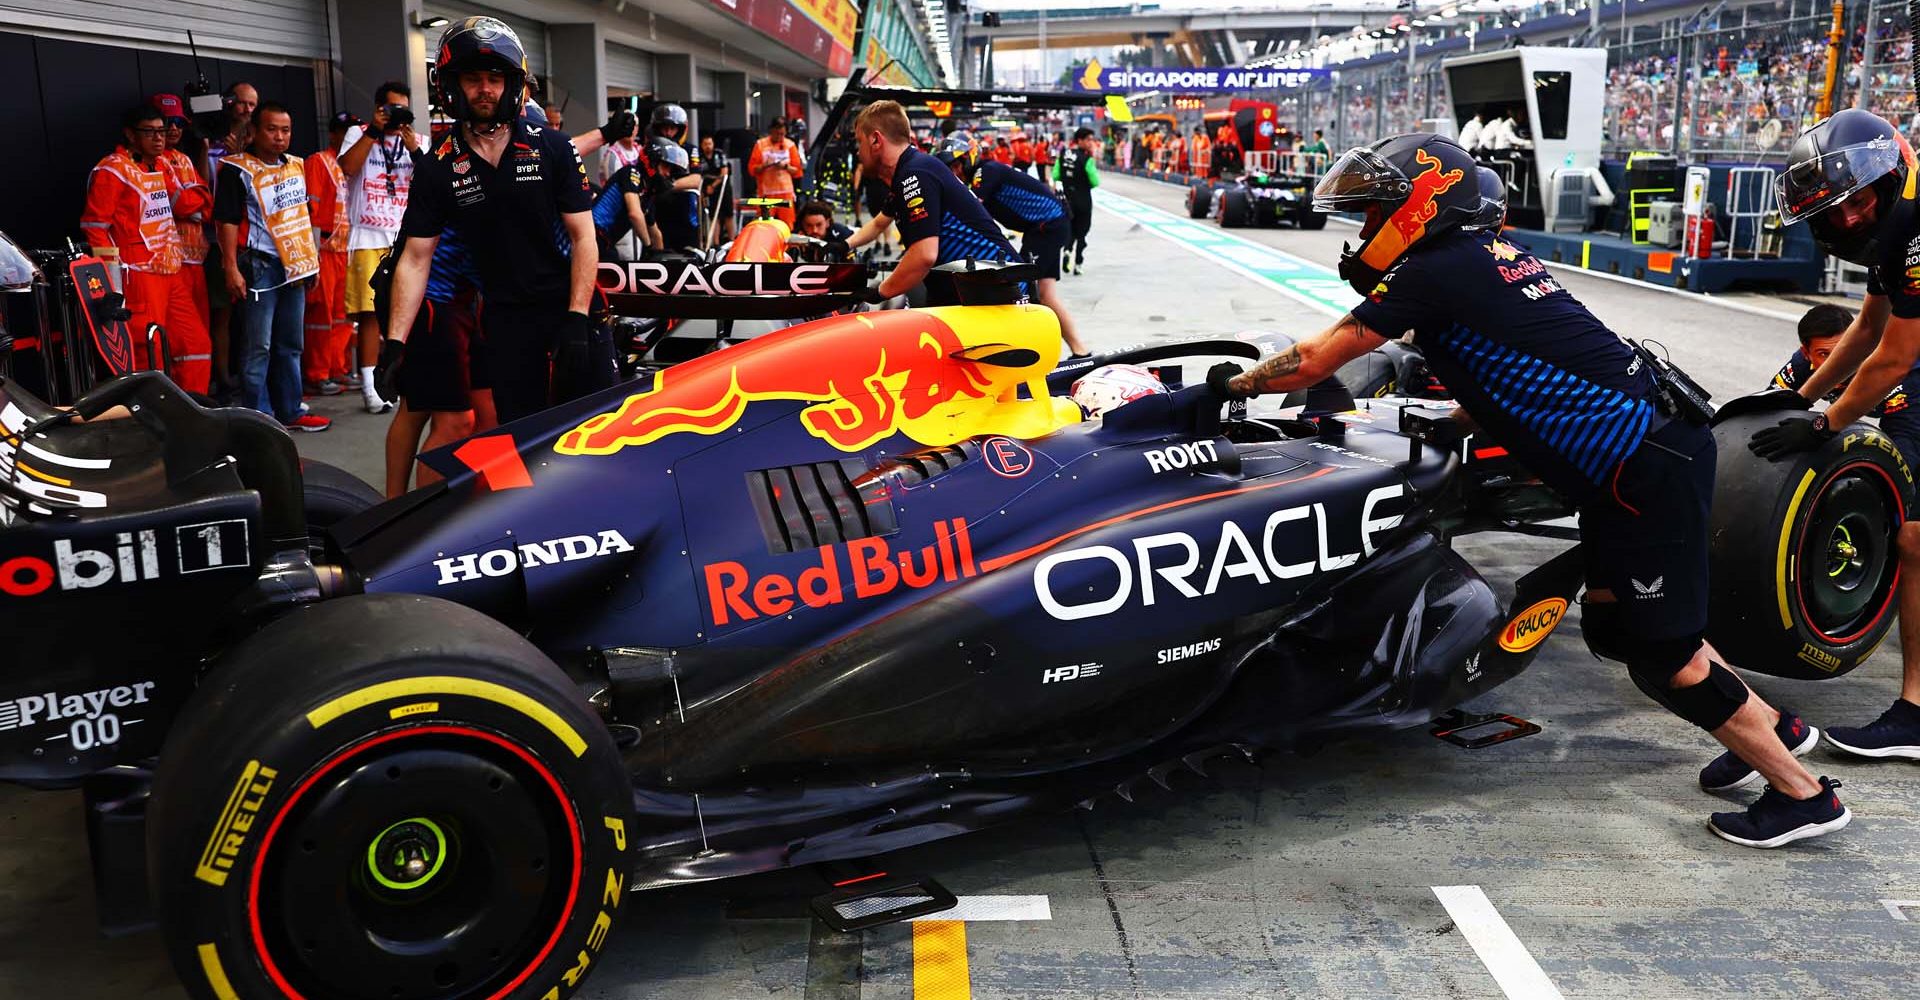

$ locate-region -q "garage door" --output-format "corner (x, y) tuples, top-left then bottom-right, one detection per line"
(606, 42), (654, 95)
(0, 0), (330, 60)
(696, 70), (719, 102)
(422, 2), (548, 76)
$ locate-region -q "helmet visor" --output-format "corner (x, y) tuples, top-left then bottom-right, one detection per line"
(1776, 142), (1902, 225)
(1312, 147), (1409, 212)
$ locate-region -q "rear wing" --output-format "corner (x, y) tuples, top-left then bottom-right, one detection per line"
(595, 260), (867, 320)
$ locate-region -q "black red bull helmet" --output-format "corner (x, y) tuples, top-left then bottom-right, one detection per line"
(1463, 165), (1509, 232)
(434, 17), (528, 127)
(1777, 108), (1915, 266)
(933, 132), (982, 180)
(1313, 133), (1479, 295)
(647, 137), (690, 178)
(650, 103), (689, 140)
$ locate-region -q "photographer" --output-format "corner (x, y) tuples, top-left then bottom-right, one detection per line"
(339, 81), (423, 414)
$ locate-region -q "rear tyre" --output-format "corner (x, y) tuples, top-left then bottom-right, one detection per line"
(1707, 415), (1911, 679)
(1298, 210), (1329, 231)
(1186, 181), (1211, 218)
(300, 457), (381, 529)
(1220, 189), (1252, 229)
(148, 594), (634, 1000)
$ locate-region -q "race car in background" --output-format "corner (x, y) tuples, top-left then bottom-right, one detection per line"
(1187, 152), (1330, 230)
(0, 255), (1903, 999)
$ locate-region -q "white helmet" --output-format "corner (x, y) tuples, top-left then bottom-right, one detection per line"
(1070, 363), (1167, 417)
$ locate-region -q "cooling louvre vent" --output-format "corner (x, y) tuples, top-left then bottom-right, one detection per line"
(748, 460), (899, 554)
(884, 440), (980, 486)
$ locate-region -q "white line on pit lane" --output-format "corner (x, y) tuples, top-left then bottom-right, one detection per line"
(1882, 899), (1920, 921)
(908, 895), (1053, 922)
(1092, 189), (1353, 318)
(1431, 885), (1567, 1000)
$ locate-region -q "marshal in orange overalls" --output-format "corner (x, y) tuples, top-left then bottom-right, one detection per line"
(81, 146), (212, 393)
(747, 135), (804, 226)
(302, 146), (354, 385)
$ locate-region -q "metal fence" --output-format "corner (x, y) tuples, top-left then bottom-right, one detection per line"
(1157, 0), (1918, 164)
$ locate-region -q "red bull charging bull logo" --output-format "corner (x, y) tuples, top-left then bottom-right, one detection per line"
(1359, 147), (1466, 271)
(557, 308), (1074, 456)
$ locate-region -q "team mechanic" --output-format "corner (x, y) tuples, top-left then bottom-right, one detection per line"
(842, 101), (1023, 307)
(1753, 107), (1920, 760)
(1210, 133), (1850, 847)
(383, 17), (606, 424)
(934, 133), (1091, 357)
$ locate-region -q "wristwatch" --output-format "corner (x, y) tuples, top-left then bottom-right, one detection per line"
(1812, 412), (1830, 434)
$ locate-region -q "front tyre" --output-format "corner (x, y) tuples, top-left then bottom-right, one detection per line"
(1707, 416), (1911, 679)
(148, 594), (633, 1000)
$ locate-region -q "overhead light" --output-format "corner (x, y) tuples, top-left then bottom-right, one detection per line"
(414, 13), (449, 29)
(751, 90), (762, 98)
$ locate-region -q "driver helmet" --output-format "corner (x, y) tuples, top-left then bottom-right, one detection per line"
(649, 103), (689, 140)
(1462, 165), (1509, 232)
(933, 131), (982, 181)
(433, 17), (529, 127)
(1777, 108), (1915, 266)
(647, 136), (691, 178)
(1070, 364), (1167, 418)
(1313, 132), (1479, 295)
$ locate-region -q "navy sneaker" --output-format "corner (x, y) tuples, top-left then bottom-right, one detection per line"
(1824, 698), (1920, 760)
(1698, 708), (1819, 792)
(1708, 777), (1850, 848)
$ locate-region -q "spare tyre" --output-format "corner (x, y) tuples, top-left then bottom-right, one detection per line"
(1707, 413), (1912, 679)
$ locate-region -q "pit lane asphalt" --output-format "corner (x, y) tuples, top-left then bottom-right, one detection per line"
(4, 170), (1916, 999)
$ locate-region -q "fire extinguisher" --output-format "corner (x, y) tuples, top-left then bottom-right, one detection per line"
(1686, 207), (1715, 258)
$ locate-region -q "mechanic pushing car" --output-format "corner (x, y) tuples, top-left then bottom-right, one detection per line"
(842, 101), (1030, 310)
(933, 132), (1090, 358)
(1211, 132), (1850, 847)
(1755, 108), (1920, 762)
(382, 17), (606, 424)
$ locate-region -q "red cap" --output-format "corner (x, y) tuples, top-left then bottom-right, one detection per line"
(151, 93), (186, 120)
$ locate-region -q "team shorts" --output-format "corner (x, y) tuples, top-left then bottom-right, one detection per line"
(1579, 418), (1714, 643)
(345, 247), (388, 315)
(1022, 220), (1070, 281)
(397, 289), (487, 412)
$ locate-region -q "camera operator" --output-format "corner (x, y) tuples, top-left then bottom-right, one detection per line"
(384, 18), (602, 424)
(339, 81), (423, 414)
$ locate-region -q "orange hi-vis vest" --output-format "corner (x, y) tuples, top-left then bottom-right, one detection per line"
(82, 147), (197, 274)
(305, 148), (352, 253)
(156, 148), (211, 262)
(222, 151), (319, 284)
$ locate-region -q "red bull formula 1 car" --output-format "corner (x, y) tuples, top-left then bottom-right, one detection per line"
(0, 259), (1904, 999)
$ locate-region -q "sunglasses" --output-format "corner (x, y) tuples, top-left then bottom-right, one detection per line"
(130, 126), (168, 137)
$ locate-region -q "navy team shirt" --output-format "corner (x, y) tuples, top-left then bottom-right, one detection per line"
(1350, 229), (1658, 499)
(971, 159), (1066, 233)
(883, 146), (1017, 267)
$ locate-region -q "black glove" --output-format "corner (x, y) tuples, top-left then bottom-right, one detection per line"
(598, 110), (637, 145)
(823, 238), (852, 261)
(857, 275), (891, 305)
(1207, 362), (1250, 400)
(1748, 414), (1835, 459)
(373, 337), (405, 401)
(552, 311), (615, 403)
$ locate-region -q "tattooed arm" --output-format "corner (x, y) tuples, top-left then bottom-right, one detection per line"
(1228, 313), (1389, 396)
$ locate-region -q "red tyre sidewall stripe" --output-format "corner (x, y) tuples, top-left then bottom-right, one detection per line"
(1795, 460), (1905, 646)
(245, 724), (585, 1000)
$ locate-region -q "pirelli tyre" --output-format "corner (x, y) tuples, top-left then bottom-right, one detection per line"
(147, 594), (633, 1000)
(300, 457), (381, 529)
(1219, 188), (1252, 229)
(1297, 209), (1329, 231)
(1707, 414), (1912, 680)
(1186, 180), (1212, 218)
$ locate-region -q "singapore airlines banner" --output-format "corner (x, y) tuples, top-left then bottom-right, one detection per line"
(1073, 58), (1328, 92)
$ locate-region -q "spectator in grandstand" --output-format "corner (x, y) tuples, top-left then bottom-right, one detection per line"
(82, 104), (213, 394)
(339, 81), (424, 414)
(215, 101), (329, 432)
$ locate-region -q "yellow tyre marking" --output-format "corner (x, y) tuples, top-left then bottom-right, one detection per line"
(1776, 469), (1819, 629)
(196, 943), (241, 1000)
(389, 701), (439, 719)
(912, 920), (972, 999)
(307, 677), (587, 757)
(16, 462), (71, 486)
